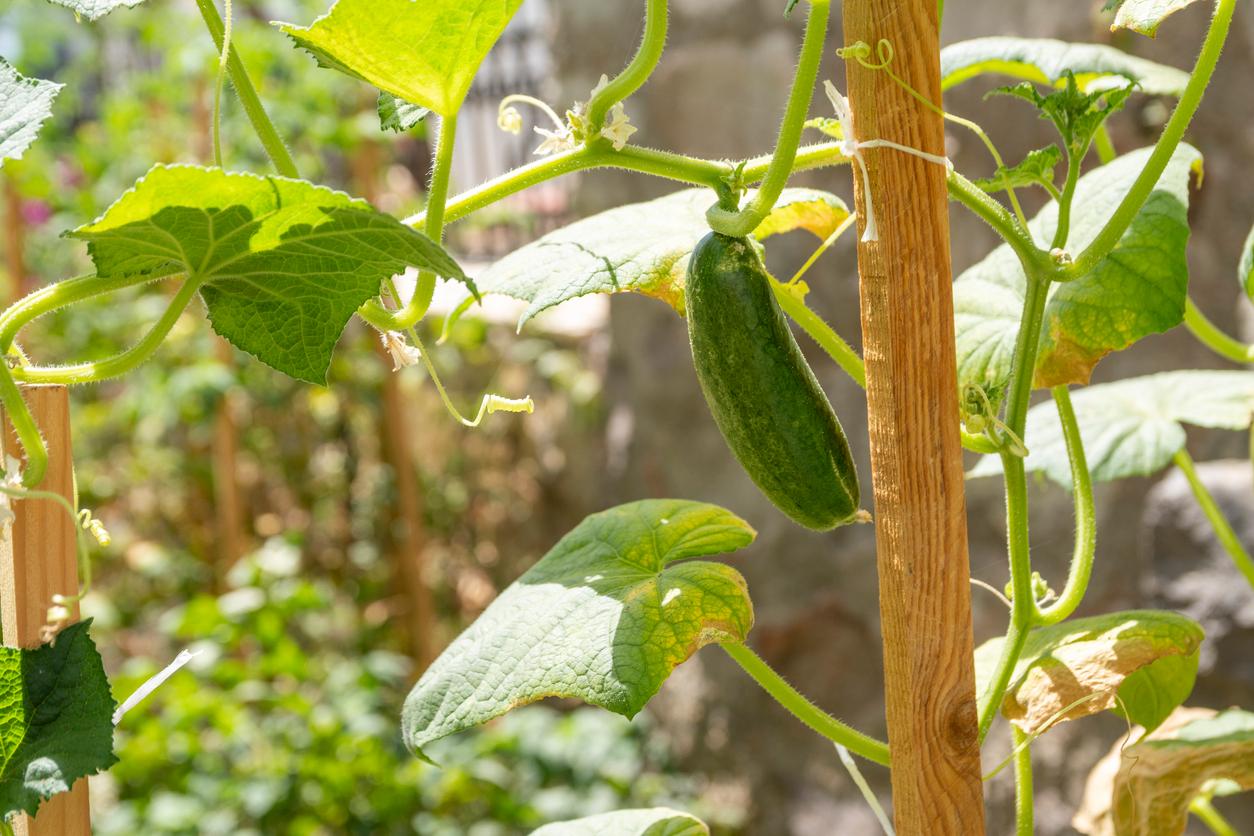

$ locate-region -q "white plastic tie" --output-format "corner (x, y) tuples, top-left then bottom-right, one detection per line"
(823, 81), (952, 243)
(112, 648), (202, 726)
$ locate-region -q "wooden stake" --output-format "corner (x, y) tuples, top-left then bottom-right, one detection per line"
(841, 2), (985, 832)
(0, 385), (92, 836)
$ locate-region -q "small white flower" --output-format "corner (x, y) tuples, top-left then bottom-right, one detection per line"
(497, 105), (523, 135)
(600, 103), (637, 151)
(589, 73), (610, 100)
(380, 331), (422, 371)
(2, 454), (23, 490)
(533, 125), (577, 156)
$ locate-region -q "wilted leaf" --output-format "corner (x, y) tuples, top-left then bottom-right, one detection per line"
(955, 144), (1201, 393)
(968, 371), (1254, 485)
(974, 610), (1202, 735)
(0, 621), (117, 819)
(402, 500), (755, 760)
(69, 164), (469, 384)
(278, 0), (522, 118)
(0, 58), (62, 164)
(1103, 0), (1207, 37)
(1074, 707), (1254, 835)
(467, 188), (847, 329)
(530, 808), (709, 836)
(940, 37), (1188, 95)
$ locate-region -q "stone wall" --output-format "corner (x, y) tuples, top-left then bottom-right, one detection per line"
(546, 1), (1254, 832)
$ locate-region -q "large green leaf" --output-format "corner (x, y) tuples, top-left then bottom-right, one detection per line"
(0, 621), (117, 819)
(968, 371), (1254, 485)
(68, 164), (469, 384)
(0, 58), (62, 164)
(402, 500), (756, 761)
(45, 0), (145, 20)
(1075, 707), (1254, 835)
(1240, 222), (1254, 302)
(277, 0), (523, 118)
(1103, 0), (1206, 37)
(939, 37), (1189, 95)
(974, 610), (1202, 735)
(531, 808), (709, 836)
(468, 188), (849, 329)
(955, 144), (1201, 394)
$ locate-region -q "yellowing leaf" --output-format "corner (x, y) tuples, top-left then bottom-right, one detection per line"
(752, 189), (851, 241)
(1075, 707), (1254, 835)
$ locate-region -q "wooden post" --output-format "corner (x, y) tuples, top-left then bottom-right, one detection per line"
(841, 2), (986, 833)
(0, 385), (92, 836)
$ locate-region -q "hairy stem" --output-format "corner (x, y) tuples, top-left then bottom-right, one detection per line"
(1035, 385), (1097, 625)
(13, 277), (204, 385)
(1174, 447), (1254, 592)
(1183, 297), (1254, 364)
(0, 271), (177, 352)
(1190, 797), (1239, 836)
(584, 0), (668, 132)
(705, 0), (830, 236)
(1013, 727), (1035, 836)
(1050, 151), (1082, 251)
(194, 0), (299, 179)
(721, 641), (891, 766)
(947, 170), (1043, 271)
(771, 278), (866, 388)
(1068, 0), (1236, 280)
(0, 360), (48, 488)
(1093, 123), (1117, 164)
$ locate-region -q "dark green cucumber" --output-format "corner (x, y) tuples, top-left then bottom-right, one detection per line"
(685, 232), (859, 530)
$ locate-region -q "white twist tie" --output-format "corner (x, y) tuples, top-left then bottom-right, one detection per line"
(112, 648), (203, 726)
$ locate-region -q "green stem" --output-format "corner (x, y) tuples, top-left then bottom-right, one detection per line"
(743, 142), (848, 182)
(1183, 297), (1254, 364)
(0, 360), (48, 488)
(705, 0), (830, 237)
(0, 272), (174, 352)
(770, 278), (866, 388)
(721, 641), (891, 766)
(947, 170), (1043, 271)
(400, 112), (459, 330)
(1013, 727), (1035, 836)
(584, 0), (668, 132)
(1068, 0), (1235, 281)
(1035, 385), (1097, 625)
(12, 277), (203, 385)
(1174, 447), (1254, 591)
(1050, 151), (1082, 251)
(977, 274), (1051, 742)
(1093, 123), (1117, 164)
(1190, 797), (1239, 836)
(1, 816), (14, 836)
(194, 0), (299, 179)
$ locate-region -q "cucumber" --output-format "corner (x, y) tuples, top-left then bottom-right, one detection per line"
(685, 232), (859, 530)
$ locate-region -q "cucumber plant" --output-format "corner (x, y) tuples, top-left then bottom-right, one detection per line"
(2, 0), (1254, 833)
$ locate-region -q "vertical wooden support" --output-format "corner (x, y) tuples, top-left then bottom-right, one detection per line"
(0, 385), (92, 836)
(841, 2), (986, 833)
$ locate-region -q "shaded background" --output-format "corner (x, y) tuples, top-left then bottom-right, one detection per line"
(1, 0), (1252, 833)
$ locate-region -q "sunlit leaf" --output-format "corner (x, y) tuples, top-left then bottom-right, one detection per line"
(0, 58), (62, 164)
(973, 146), (1062, 195)
(277, 0), (523, 118)
(974, 610), (1202, 735)
(69, 164), (470, 384)
(940, 37), (1189, 95)
(0, 621), (117, 819)
(1074, 707), (1254, 835)
(531, 808), (709, 836)
(968, 371), (1254, 485)
(402, 500), (755, 761)
(955, 144), (1201, 393)
(465, 188), (846, 329)
(377, 92), (428, 134)
(45, 0), (145, 20)
(1103, 0), (1207, 37)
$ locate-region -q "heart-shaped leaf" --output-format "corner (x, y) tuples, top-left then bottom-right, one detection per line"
(277, 0), (523, 118)
(530, 808), (709, 836)
(0, 58), (62, 164)
(69, 164), (470, 384)
(955, 144), (1201, 394)
(940, 37), (1189, 95)
(1074, 707), (1254, 835)
(466, 188), (848, 329)
(968, 371), (1254, 485)
(1103, 0), (1207, 37)
(402, 500), (756, 761)
(0, 621), (117, 819)
(974, 610), (1202, 735)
